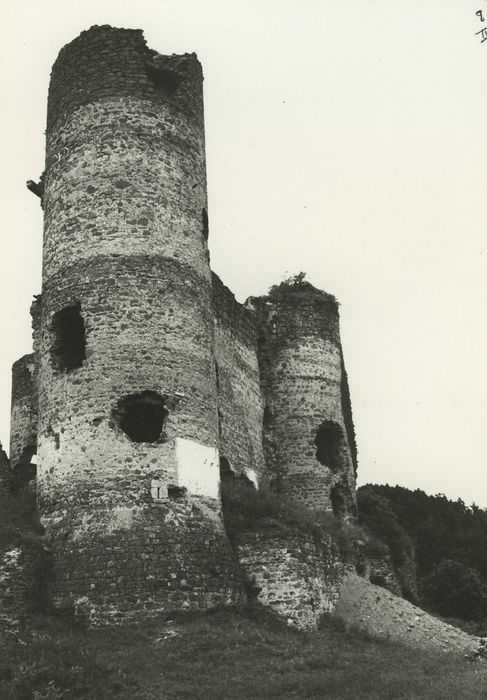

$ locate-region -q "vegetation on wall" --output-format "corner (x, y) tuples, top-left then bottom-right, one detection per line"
(220, 475), (383, 564)
(266, 272), (337, 304)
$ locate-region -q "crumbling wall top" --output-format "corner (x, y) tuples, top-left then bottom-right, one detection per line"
(47, 24), (203, 132)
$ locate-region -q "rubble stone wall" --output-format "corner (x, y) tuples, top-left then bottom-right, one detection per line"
(212, 273), (265, 482)
(237, 529), (345, 630)
(35, 25), (239, 618)
(253, 287), (357, 513)
(9, 354), (37, 470)
(5, 25), (360, 625)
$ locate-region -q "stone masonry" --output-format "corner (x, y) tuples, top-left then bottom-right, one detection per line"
(6, 25), (358, 625)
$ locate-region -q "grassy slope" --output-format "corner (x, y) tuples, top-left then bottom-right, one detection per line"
(1, 610), (486, 699)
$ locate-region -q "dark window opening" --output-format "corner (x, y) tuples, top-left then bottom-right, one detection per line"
(202, 208), (209, 241)
(114, 391), (168, 443)
(168, 484), (187, 499)
(315, 421), (344, 472)
(330, 484), (346, 519)
(355, 561), (367, 577)
(146, 66), (181, 94)
(51, 302), (86, 372)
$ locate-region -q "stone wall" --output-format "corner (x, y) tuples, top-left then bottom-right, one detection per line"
(35, 25), (239, 619)
(0, 445), (46, 623)
(9, 354), (37, 471)
(237, 528), (345, 630)
(6, 25), (362, 625)
(212, 273), (265, 482)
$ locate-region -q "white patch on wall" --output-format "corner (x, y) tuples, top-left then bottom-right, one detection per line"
(176, 438), (219, 498)
(245, 469), (258, 488)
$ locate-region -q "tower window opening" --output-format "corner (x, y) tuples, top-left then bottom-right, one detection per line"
(202, 208), (209, 241)
(314, 421), (345, 472)
(146, 66), (181, 94)
(114, 391), (168, 443)
(51, 302), (86, 371)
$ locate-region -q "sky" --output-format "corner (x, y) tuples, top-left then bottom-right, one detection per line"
(0, 0), (486, 505)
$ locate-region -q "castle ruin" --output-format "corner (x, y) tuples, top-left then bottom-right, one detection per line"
(2, 25), (357, 626)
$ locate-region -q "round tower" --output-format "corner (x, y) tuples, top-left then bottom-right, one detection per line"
(36, 26), (238, 619)
(9, 354), (37, 473)
(253, 280), (357, 516)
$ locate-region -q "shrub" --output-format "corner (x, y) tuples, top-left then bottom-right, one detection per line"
(221, 477), (377, 564)
(420, 559), (487, 621)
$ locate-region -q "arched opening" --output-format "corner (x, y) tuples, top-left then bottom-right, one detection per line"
(314, 421), (345, 472)
(114, 391), (168, 443)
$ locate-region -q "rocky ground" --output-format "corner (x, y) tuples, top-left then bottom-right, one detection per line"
(335, 571), (482, 655)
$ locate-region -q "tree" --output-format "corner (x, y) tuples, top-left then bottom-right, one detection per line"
(420, 559), (487, 621)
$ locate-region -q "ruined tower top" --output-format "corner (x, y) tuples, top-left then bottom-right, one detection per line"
(47, 25), (203, 132)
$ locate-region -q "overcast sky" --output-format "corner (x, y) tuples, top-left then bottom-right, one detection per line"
(0, 0), (486, 505)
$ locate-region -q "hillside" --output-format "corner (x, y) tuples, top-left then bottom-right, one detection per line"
(1, 608), (486, 699)
(358, 484), (487, 629)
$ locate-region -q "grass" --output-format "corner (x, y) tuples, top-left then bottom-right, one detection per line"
(1, 608), (486, 699)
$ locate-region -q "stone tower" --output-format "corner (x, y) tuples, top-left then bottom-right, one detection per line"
(32, 25), (239, 620)
(252, 282), (357, 515)
(8, 24), (360, 626)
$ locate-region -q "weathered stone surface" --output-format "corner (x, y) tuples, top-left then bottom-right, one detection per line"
(9, 354), (37, 471)
(6, 25), (360, 626)
(34, 25), (240, 620)
(251, 285), (357, 513)
(212, 273), (265, 483)
(237, 529), (345, 630)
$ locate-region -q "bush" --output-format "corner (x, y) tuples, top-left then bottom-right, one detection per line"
(221, 478), (316, 541)
(357, 488), (415, 567)
(420, 559), (487, 621)
(221, 477), (377, 564)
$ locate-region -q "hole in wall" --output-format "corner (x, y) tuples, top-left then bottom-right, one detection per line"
(51, 302), (86, 372)
(168, 484), (187, 499)
(146, 65), (181, 94)
(314, 421), (345, 472)
(355, 561), (367, 577)
(114, 391), (168, 443)
(202, 208), (209, 241)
